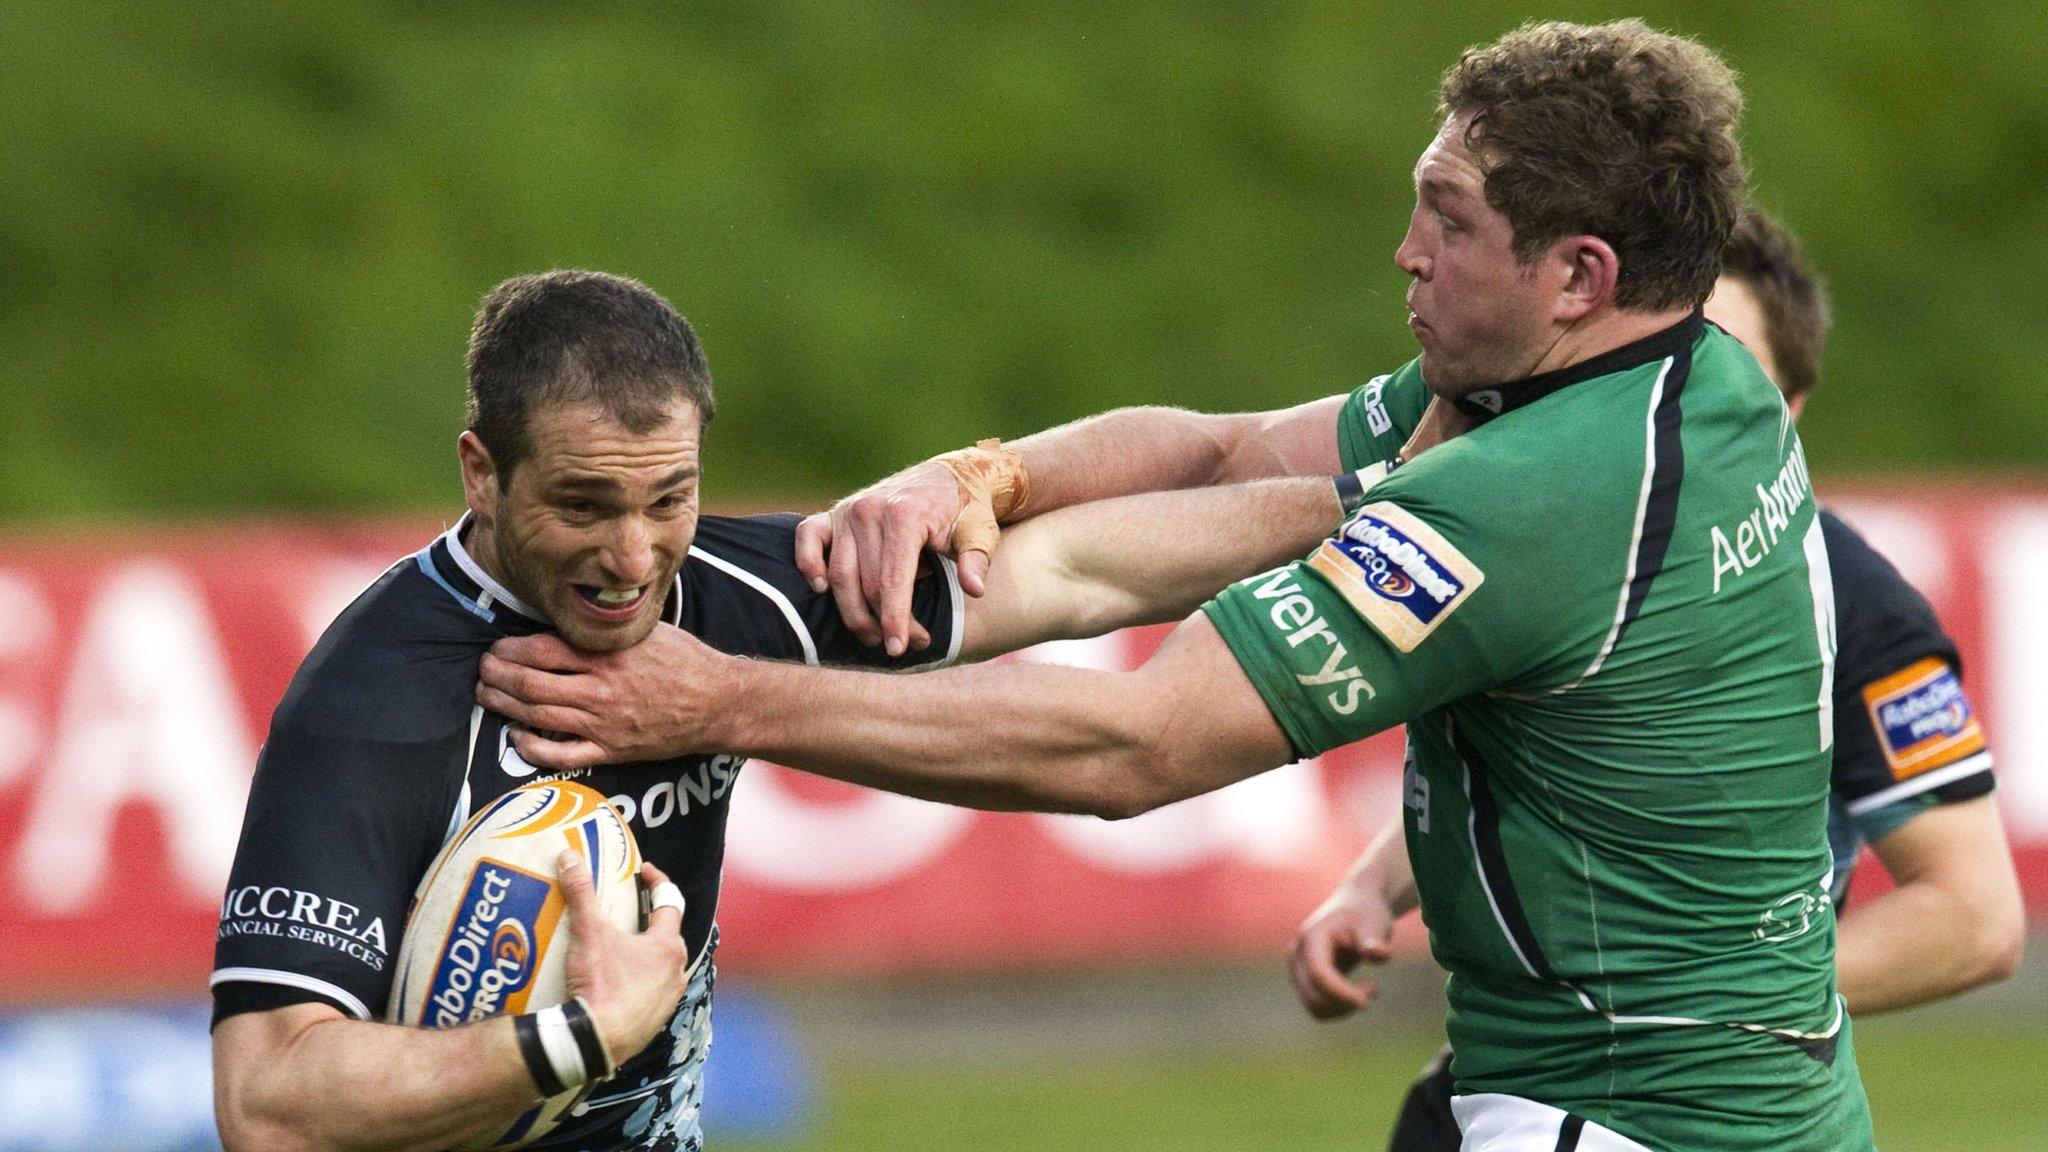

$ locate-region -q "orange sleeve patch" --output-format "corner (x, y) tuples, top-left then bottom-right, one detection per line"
(1861, 656), (1985, 781)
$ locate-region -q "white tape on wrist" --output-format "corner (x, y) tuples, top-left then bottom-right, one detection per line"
(648, 881), (685, 916)
(534, 1004), (589, 1091)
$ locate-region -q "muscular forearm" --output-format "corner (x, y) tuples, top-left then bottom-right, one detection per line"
(964, 476), (1343, 660)
(711, 617), (1291, 818)
(721, 659), (1163, 816)
(217, 1011), (542, 1152)
(1008, 399), (1344, 517)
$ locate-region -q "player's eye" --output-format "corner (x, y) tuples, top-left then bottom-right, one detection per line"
(559, 497), (605, 518)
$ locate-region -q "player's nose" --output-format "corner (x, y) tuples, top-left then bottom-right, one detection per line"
(599, 515), (660, 585)
(1394, 210), (1430, 280)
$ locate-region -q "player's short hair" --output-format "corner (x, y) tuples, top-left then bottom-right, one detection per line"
(1720, 208), (1831, 403)
(1439, 19), (1748, 311)
(466, 270), (715, 481)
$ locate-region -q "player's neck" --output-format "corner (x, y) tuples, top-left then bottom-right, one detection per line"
(1528, 304), (1696, 379)
(456, 514), (537, 619)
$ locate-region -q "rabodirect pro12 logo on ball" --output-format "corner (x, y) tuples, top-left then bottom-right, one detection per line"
(426, 861), (554, 1027)
(1309, 502), (1483, 652)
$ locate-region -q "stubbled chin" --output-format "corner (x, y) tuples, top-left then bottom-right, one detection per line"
(552, 603), (662, 653)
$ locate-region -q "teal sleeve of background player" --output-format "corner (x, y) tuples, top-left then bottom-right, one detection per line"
(1853, 792), (1943, 845)
(1337, 362), (1431, 472)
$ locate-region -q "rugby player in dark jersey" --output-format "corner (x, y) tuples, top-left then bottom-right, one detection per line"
(1293, 208), (2026, 1152)
(209, 271), (1351, 1152)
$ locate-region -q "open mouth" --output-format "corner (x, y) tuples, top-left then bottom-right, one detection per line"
(573, 584), (648, 616)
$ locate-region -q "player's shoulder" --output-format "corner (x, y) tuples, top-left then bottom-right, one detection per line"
(677, 513), (822, 659)
(1337, 360), (1429, 471)
(684, 512), (812, 607)
(270, 544), (493, 748)
(1821, 506), (1961, 681)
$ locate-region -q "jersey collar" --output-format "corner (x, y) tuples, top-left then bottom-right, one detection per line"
(417, 513), (687, 632)
(1450, 308), (1704, 424)
(415, 513), (548, 630)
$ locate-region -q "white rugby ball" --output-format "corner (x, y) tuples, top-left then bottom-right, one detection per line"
(387, 780), (643, 1149)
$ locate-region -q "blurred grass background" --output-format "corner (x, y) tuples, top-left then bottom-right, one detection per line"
(3, 2), (2044, 520)
(723, 962), (2048, 1151)
(760, 1025), (2048, 1152)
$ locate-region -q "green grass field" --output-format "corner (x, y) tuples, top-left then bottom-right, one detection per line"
(729, 1016), (2048, 1151)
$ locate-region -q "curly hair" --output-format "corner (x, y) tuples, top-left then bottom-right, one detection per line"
(1440, 20), (1748, 311)
(1721, 208), (1832, 401)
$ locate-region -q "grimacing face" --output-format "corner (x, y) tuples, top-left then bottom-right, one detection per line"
(1394, 113), (1573, 397)
(459, 398), (702, 652)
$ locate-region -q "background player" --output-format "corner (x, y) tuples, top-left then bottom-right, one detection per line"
(209, 271), (1353, 1152)
(481, 22), (1876, 1150)
(1290, 207), (2026, 1151)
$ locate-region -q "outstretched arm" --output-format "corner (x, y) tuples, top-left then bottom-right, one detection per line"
(800, 396), (1349, 652)
(956, 475), (1344, 662)
(480, 613), (1296, 818)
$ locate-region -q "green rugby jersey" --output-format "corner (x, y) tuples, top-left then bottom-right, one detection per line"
(1205, 314), (1873, 1151)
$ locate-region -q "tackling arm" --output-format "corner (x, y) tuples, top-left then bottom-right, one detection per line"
(796, 396), (1348, 653)
(956, 475), (1345, 662)
(483, 613), (1298, 819)
(1834, 795), (2024, 1014)
(1007, 396), (1352, 511)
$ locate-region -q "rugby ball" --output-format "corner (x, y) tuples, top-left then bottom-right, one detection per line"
(387, 780), (643, 1149)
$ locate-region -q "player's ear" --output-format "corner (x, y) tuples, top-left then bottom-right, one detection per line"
(457, 431), (502, 523)
(1551, 234), (1619, 324)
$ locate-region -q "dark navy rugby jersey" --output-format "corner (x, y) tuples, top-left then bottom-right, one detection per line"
(1821, 508), (1994, 905)
(212, 512), (960, 1152)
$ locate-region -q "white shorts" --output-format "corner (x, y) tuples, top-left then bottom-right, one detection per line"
(1451, 1093), (1656, 1152)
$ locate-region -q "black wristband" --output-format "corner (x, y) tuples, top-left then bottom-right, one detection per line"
(562, 997), (615, 1080)
(1332, 470), (1367, 515)
(514, 1012), (569, 1097)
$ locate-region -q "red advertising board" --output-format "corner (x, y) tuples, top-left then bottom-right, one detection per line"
(1, 487), (2043, 999)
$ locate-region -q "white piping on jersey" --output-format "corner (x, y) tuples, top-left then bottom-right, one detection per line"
(574, 1066), (687, 1115)
(210, 967), (372, 1021)
(443, 513), (545, 621)
(935, 553), (966, 667)
(1541, 356), (1674, 696)
(1454, 722), (1846, 1044)
(1844, 752), (1995, 817)
(440, 705), (481, 845)
(687, 544), (819, 665)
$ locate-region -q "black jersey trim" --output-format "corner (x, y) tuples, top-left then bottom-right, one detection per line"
(1553, 1113), (1587, 1152)
(1538, 346), (1690, 696)
(1451, 309), (1704, 422)
(1608, 340), (1690, 652)
(1452, 719), (1558, 983)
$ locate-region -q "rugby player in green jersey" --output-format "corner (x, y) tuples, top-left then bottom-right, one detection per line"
(1300, 207), (2024, 1152)
(482, 21), (1874, 1150)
